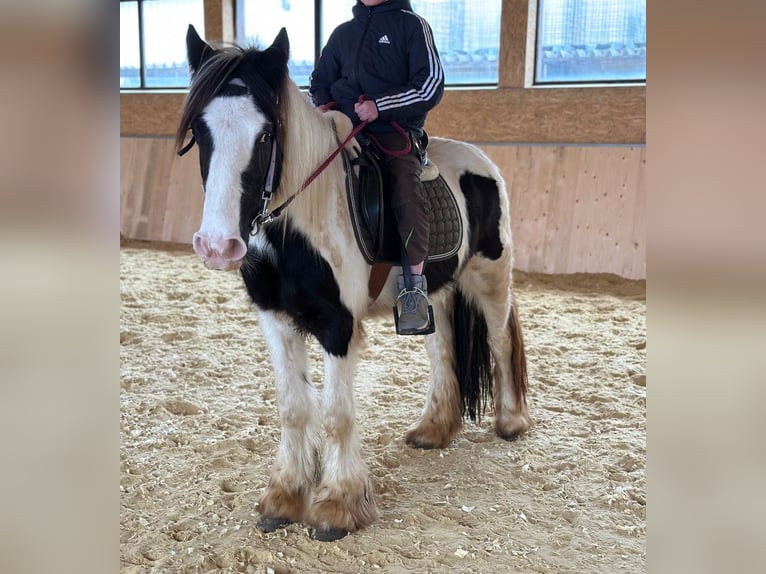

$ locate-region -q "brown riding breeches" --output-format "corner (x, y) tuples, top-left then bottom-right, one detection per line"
(372, 131), (429, 266)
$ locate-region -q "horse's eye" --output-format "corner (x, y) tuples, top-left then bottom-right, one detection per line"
(259, 132), (272, 144)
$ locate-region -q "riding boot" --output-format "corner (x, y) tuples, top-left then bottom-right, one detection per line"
(394, 274), (434, 335)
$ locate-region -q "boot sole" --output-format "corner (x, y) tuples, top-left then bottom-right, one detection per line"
(394, 304), (435, 335)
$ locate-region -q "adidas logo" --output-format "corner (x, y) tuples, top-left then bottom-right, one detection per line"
(378, 34), (390, 44)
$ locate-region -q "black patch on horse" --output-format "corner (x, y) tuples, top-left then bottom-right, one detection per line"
(240, 222), (355, 358)
(459, 172), (503, 260)
(424, 256), (458, 293)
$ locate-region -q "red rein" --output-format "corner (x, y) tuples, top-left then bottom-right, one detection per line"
(324, 96), (413, 157)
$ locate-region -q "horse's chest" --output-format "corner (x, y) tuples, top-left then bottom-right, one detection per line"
(242, 226), (352, 347)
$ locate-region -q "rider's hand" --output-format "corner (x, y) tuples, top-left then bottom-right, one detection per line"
(354, 100), (379, 122)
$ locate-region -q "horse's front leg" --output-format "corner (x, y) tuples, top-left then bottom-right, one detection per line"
(255, 311), (320, 532)
(308, 326), (378, 540)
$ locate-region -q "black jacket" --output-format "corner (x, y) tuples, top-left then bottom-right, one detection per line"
(309, 0), (444, 135)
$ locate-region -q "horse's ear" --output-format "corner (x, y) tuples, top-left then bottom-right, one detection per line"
(268, 27), (290, 63)
(186, 24), (212, 73)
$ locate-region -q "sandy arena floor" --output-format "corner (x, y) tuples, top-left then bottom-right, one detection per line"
(120, 244), (646, 573)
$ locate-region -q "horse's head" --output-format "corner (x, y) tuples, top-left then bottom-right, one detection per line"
(176, 25), (289, 271)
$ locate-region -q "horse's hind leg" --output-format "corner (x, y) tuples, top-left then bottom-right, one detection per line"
(405, 293), (463, 449)
(462, 262), (532, 440)
(308, 326), (377, 540)
(487, 298), (532, 439)
(255, 311), (320, 531)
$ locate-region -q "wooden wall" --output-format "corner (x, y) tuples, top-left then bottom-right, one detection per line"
(120, 138), (645, 279)
(483, 145), (645, 279)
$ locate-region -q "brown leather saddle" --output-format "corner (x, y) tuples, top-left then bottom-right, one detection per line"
(343, 141), (462, 270)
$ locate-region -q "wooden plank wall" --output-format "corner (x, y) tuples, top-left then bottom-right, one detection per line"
(482, 145), (645, 279)
(120, 138), (645, 279)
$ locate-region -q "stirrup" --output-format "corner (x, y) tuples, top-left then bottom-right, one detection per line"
(393, 290), (435, 336)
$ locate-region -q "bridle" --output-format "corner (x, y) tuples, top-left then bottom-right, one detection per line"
(249, 119), (367, 234)
(250, 129), (281, 234)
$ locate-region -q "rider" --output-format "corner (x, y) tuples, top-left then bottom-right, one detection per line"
(309, 0), (444, 335)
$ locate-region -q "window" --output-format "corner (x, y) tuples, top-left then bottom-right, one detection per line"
(236, 0), (502, 87)
(412, 0), (501, 85)
(120, 1), (645, 90)
(120, 0), (205, 89)
(535, 0), (646, 84)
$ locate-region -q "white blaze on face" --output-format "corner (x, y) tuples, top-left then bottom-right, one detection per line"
(193, 94), (268, 269)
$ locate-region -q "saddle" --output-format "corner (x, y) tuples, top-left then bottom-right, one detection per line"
(343, 138), (463, 275)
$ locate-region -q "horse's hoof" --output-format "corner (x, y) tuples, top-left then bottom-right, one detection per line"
(405, 434), (440, 450)
(497, 431), (520, 442)
(257, 516), (293, 532)
(404, 426), (455, 450)
(495, 412), (533, 442)
(312, 527), (349, 542)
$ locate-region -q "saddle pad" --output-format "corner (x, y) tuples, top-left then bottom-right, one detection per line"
(345, 150), (463, 265)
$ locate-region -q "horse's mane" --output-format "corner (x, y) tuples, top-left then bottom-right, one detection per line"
(278, 82), (347, 230)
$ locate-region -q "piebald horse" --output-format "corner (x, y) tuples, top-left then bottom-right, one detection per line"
(176, 25), (532, 541)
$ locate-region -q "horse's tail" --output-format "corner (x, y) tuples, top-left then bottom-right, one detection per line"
(509, 302), (528, 409)
(453, 289), (528, 422)
(453, 288), (493, 422)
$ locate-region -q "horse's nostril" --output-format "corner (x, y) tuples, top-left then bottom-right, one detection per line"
(192, 232), (210, 258)
(219, 239), (236, 258)
(226, 237), (248, 261)
(193, 233), (246, 263)
(206, 236), (247, 261)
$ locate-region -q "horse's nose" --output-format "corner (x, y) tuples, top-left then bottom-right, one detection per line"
(193, 232), (247, 269)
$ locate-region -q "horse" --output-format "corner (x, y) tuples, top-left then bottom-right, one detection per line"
(175, 25), (532, 541)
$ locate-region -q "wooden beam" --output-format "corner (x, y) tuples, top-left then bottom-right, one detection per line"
(424, 86), (645, 144)
(121, 86), (645, 144)
(120, 92), (186, 139)
(499, 0), (529, 88)
(204, 0), (235, 43)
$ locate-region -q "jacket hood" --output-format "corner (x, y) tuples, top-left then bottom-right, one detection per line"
(353, 0), (414, 19)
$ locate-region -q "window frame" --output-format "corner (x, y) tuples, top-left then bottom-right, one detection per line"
(120, 0), (645, 145)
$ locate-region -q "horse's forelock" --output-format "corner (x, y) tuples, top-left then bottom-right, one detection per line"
(175, 47), (245, 152)
(175, 45), (290, 154)
(238, 50), (289, 131)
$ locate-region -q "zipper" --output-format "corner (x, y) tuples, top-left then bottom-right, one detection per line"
(353, 8), (373, 93)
